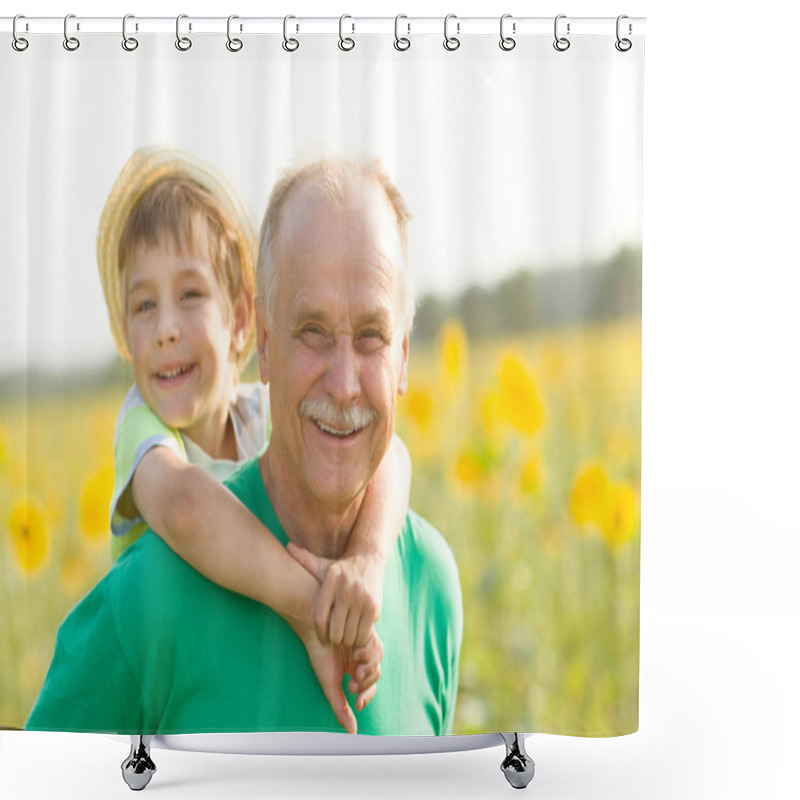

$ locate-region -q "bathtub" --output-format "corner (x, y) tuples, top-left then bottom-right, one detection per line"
(119, 731), (535, 790)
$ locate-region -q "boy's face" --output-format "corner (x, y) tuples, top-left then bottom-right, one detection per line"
(124, 242), (248, 453)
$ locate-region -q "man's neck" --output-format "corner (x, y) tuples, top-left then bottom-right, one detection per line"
(258, 446), (362, 560)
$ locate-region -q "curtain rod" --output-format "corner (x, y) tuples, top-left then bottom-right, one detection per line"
(1, 16), (646, 37)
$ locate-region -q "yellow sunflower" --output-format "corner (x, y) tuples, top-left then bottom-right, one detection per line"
(79, 465), (115, 541)
(518, 453), (544, 497)
(497, 352), (544, 437)
(402, 385), (435, 432)
(570, 461), (609, 529)
(7, 496), (49, 575)
(437, 319), (468, 388)
(453, 449), (485, 491)
(600, 483), (639, 551)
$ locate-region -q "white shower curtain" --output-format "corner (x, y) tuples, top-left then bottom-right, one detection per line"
(1, 15), (644, 740)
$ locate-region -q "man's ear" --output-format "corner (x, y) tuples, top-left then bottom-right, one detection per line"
(397, 331), (409, 396)
(231, 289), (252, 357)
(255, 302), (270, 385)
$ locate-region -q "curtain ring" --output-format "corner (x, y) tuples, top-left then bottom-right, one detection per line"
(394, 15), (411, 51)
(282, 15), (299, 52)
(122, 14), (139, 51)
(615, 15), (632, 52)
(175, 14), (192, 51)
(553, 14), (570, 52)
(63, 14), (80, 51)
(499, 14), (516, 51)
(226, 15), (243, 52)
(338, 15), (355, 51)
(12, 15), (29, 52)
(443, 14), (460, 51)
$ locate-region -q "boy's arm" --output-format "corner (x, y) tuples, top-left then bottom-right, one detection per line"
(130, 447), (384, 731)
(349, 435), (411, 563)
(131, 446), (319, 633)
(288, 435), (411, 648)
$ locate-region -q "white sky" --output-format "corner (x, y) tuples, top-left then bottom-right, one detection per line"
(0, 26), (642, 373)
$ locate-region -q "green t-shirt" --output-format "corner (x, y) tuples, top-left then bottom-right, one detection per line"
(27, 458), (463, 736)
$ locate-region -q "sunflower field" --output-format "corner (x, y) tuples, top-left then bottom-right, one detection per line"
(1, 315), (640, 735)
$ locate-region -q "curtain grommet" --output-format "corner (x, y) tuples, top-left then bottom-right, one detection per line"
(338, 14), (355, 51)
(394, 15), (411, 51)
(63, 13), (80, 51)
(499, 14), (516, 51)
(282, 15), (299, 52)
(443, 14), (460, 51)
(553, 14), (570, 52)
(121, 14), (138, 52)
(226, 15), (243, 52)
(12, 15), (29, 51)
(175, 14), (192, 51)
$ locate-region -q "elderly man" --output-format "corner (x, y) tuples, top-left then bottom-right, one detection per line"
(26, 159), (462, 739)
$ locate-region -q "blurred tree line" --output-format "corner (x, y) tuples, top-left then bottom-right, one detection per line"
(412, 245), (641, 342)
(0, 356), (132, 399)
(1, 246), (641, 396)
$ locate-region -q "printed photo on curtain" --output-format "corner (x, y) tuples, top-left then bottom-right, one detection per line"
(0, 16), (643, 755)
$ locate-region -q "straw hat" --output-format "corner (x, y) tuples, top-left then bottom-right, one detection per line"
(96, 146), (256, 363)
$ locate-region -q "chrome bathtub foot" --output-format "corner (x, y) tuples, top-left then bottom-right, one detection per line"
(500, 733), (535, 789)
(121, 735), (156, 791)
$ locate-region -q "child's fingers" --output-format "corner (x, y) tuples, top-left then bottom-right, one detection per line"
(350, 660), (381, 695)
(355, 682), (378, 713)
(353, 632), (384, 667)
(353, 651), (382, 685)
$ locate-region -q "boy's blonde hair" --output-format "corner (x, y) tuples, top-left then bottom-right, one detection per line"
(97, 147), (257, 370)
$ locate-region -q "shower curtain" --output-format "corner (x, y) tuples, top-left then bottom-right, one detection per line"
(1, 16), (643, 739)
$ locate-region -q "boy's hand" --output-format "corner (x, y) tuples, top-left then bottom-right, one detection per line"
(295, 627), (384, 734)
(287, 542), (384, 649)
(348, 630), (383, 709)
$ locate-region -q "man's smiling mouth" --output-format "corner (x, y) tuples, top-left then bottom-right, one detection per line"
(312, 418), (365, 438)
(300, 397), (378, 439)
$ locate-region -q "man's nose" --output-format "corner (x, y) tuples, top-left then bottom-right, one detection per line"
(325, 337), (360, 404)
(155, 306), (180, 346)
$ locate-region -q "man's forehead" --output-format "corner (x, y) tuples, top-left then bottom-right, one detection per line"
(279, 175), (398, 243)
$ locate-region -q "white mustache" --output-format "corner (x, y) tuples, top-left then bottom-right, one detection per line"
(299, 397), (377, 434)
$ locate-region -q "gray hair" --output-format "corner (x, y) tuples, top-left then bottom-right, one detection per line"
(256, 157), (415, 332)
